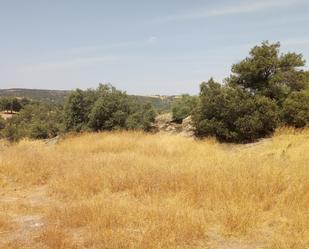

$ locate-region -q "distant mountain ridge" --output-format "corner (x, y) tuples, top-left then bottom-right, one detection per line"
(0, 88), (176, 110)
(0, 88), (70, 103)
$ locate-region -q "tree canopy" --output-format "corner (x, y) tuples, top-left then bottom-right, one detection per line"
(193, 79), (279, 142)
(229, 41), (308, 103)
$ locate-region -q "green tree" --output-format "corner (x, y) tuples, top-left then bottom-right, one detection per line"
(0, 98), (9, 112)
(88, 85), (130, 131)
(172, 95), (198, 122)
(64, 84), (158, 133)
(229, 41), (307, 103)
(282, 90), (309, 128)
(1, 121), (20, 142)
(0, 117), (5, 130)
(29, 122), (49, 139)
(19, 98), (31, 108)
(1, 102), (63, 141)
(64, 89), (97, 131)
(193, 79), (279, 143)
(0, 97), (24, 113)
(126, 103), (156, 131)
(11, 98), (22, 113)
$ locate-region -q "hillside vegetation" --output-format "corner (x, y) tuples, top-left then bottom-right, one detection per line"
(0, 130), (308, 248)
(1, 41), (309, 143)
(0, 89), (70, 103)
(0, 88), (174, 110)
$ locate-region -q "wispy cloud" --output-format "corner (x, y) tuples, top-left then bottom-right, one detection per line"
(151, 0), (308, 23)
(20, 56), (119, 72)
(282, 37), (309, 46)
(148, 36), (158, 43)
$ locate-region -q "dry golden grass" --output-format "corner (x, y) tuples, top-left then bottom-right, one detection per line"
(0, 214), (14, 233)
(0, 129), (308, 248)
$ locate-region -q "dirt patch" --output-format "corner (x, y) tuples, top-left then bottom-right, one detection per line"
(0, 112), (14, 120)
(0, 185), (50, 247)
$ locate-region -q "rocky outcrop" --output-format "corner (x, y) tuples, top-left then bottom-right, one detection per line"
(152, 113), (195, 137)
(44, 136), (62, 146)
(179, 116), (195, 137)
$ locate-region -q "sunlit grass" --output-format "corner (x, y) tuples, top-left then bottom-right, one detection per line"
(0, 129), (308, 248)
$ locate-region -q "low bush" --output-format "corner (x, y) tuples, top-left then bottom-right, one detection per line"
(282, 90), (309, 128)
(172, 95), (198, 122)
(193, 79), (279, 143)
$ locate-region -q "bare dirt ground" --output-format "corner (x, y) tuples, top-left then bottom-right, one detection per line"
(0, 176), (45, 248)
(0, 112), (14, 120)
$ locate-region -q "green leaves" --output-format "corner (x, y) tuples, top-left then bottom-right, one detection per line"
(172, 95), (198, 122)
(282, 90), (309, 128)
(64, 84), (156, 133)
(230, 41), (307, 103)
(193, 79), (279, 143)
(193, 41), (309, 143)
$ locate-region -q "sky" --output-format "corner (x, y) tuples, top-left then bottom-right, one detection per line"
(1, 0), (309, 95)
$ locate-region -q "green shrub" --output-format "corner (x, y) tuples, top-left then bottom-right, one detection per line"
(64, 88), (96, 132)
(229, 41), (308, 104)
(172, 95), (198, 122)
(88, 85), (130, 131)
(1, 121), (22, 142)
(126, 103), (156, 131)
(29, 122), (49, 139)
(0, 97), (28, 113)
(0, 117), (5, 138)
(0, 117), (5, 130)
(65, 84), (156, 133)
(1, 103), (63, 141)
(282, 90), (309, 128)
(193, 79), (279, 143)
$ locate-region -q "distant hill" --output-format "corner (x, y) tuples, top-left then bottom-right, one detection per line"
(0, 88), (70, 103)
(0, 88), (176, 111)
(130, 95), (176, 112)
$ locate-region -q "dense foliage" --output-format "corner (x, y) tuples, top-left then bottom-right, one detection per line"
(0, 97), (30, 113)
(193, 41), (309, 142)
(0, 84), (157, 141)
(193, 79), (279, 142)
(172, 95), (198, 122)
(282, 90), (309, 128)
(229, 41), (307, 104)
(0, 117), (5, 131)
(64, 84), (156, 133)
(0, 89), (70, 103)
(1, 103), (64, 141)
(1, 42), (309, 143)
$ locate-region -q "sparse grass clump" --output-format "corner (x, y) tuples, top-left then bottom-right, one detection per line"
(0, 129), (308, 248)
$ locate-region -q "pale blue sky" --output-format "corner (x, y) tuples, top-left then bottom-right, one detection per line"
(1, 0), (309, 94)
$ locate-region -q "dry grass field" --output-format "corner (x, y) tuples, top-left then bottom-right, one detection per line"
(0, 129), (308, 249)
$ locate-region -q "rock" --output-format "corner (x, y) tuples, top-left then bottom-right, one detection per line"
(44, 136), (61, 146)
(155, 113), (173, 124)
(180, 116), (195, 137)
(182, 116), (194, 131)
(152, 113), (195, 138)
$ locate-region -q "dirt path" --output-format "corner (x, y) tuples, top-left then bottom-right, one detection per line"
(0, 175), (52, 248)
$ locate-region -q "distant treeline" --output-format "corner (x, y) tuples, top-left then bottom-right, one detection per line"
(0, 85), (157, 141)
(0, 89), (70, 103)
(0, 88), (174, 110)
(1, 41), (309, 143)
